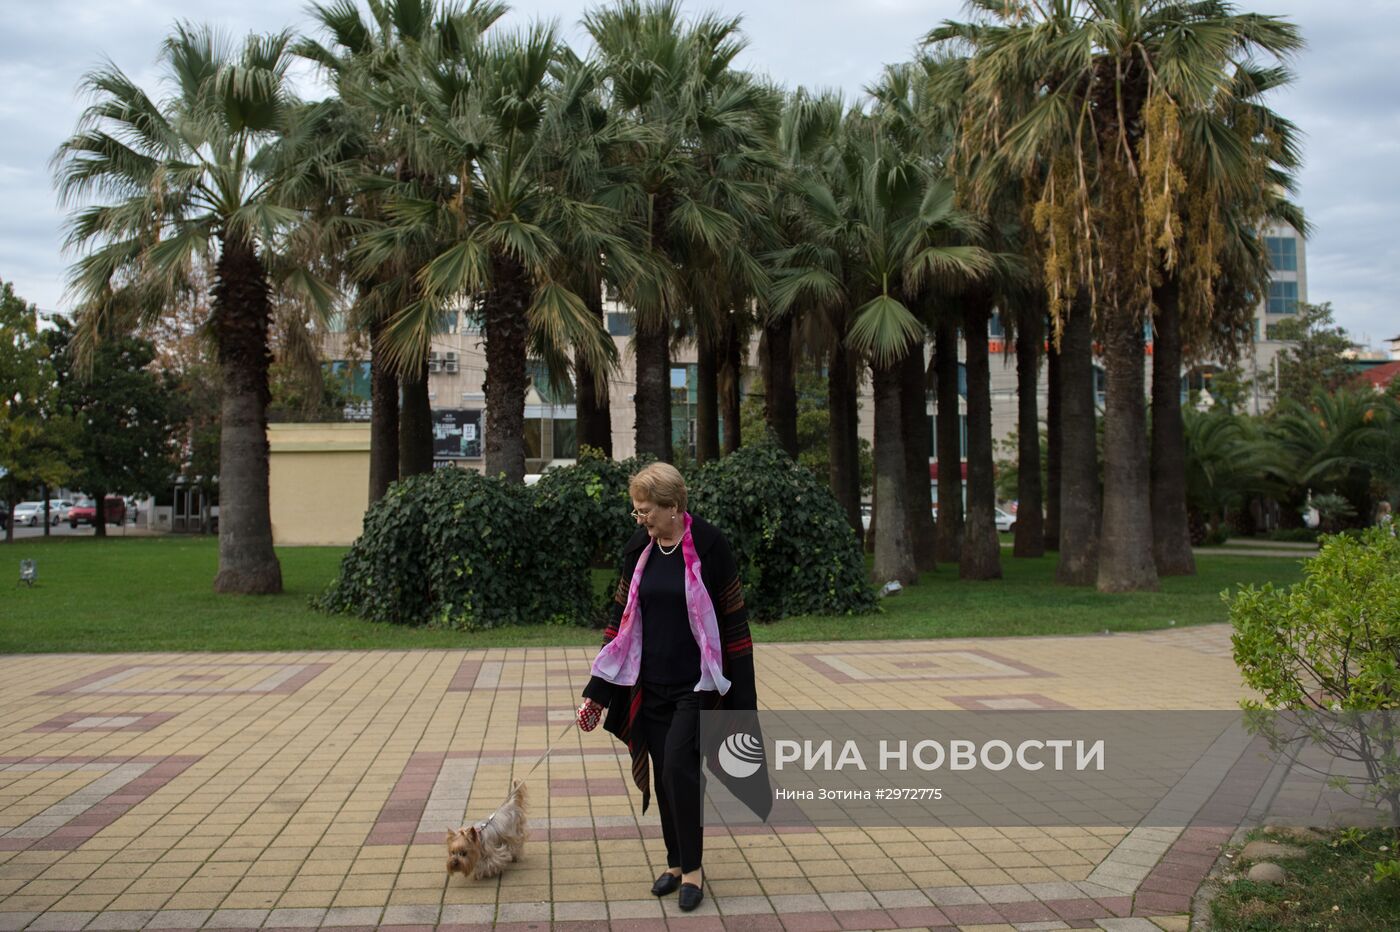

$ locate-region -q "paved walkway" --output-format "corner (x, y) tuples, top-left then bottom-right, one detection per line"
(0, 626), (1246, 932)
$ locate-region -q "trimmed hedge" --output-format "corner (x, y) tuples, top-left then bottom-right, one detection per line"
(316, 441), (877, 629)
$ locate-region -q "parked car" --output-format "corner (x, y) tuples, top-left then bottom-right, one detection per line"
(69, 497), (127, 528)
(12, 501), (52, 527)
(995, 507), (1016, 533)
(48, 499), (75, 522)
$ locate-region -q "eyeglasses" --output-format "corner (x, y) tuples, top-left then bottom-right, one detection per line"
(629, 507), (654, 520)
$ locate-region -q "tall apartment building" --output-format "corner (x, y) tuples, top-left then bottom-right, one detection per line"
(319, 222), (1306, 481)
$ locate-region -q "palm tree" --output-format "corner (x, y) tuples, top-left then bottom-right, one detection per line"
(1151, 61), (1305, 574)
(584, 0), (778, 462)
(816, 105), (989, 586)
(297, 0), (510, 499)
(55, 25), (334, 593)
(929, 0), (1302, 592)
(361, 21), (622, 483)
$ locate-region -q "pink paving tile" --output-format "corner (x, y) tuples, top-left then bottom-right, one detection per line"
(723, 916), (784, 932)
(791, 648), (1053, 684)
(779, 914), (843, 932)
(550, 922), (610, 932)
(28, 711), (179, 733)
(1140, 875), (1202, 897)
(1097, 896), (1134, 917)
(447, 659), (483, 691)
(38, 662), (329, 696)
(433, 926), (494, 932)
(939, 903), (1005, 925)
(1132, 891), (1193, 915)
(833, 909), (895, 930)
(1045, 898), (1110, 920)
(943, 693), (1075, 711)
(610, 920), (664, 932)
(992, 900), (1059, 922)
(668, 917), (725, 932)
(884, 905), (951, 926)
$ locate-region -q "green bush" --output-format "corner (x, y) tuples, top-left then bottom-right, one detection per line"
(315, 467), (579, 630)
(317, 440), (877, 629)
(1228, 528), (1400, 823)
(688, 440), (878, 621)
(1203, 523), (1232, 546)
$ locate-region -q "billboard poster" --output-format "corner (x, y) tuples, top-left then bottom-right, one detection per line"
(433, 409), (482, 460)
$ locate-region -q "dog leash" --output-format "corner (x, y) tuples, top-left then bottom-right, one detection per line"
(477, 718), (579, 828)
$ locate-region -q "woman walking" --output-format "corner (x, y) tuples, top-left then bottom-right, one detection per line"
(578, 463), (758, 912)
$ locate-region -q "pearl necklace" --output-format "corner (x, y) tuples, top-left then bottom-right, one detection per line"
(656, 537), (681, 556)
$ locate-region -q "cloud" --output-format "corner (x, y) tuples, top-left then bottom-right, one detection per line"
(2, 0), (1393, 349)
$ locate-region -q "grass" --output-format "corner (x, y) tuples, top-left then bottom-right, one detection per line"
(0, 535), (1307, 654)
(1209, 827), (1400, 931)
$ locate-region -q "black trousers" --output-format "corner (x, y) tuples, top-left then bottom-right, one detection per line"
(639, 681), (716, 873)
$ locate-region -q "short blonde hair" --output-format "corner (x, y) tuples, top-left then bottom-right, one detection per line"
(629, 462), (688, 513)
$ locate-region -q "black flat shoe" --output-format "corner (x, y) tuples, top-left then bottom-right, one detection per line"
(678, 882), (704, 911)
(651, 872), (681, 896)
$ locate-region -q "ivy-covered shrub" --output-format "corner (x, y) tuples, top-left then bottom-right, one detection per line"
(530, 449), (653, 624)
(316, 467), (574, 630)
(689, 440), (877, 621)
(317, 440), (877, 629)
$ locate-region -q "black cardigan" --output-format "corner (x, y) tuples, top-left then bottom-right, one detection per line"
(582, 515), (757, 811)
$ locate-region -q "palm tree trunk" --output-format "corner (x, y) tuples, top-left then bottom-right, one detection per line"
(695, 329), (720, 463)
(1097, 304), (1159, 592)
(934, 319), (963, 563)
(960, 297), (1001, 580)
(1150, 279), (1195, 576)
(1056, 297), (1099, 586)
(828, 334), (862, 544)
(369, 318), (399, 504)
(1013, 308), (1045, 557)
(483, 253), (531, 482)
(763, 313), (799, 458)
(871, 359), (917, 587)
(1044, 329), (1061, 551)
(720, 320), (742, 455)
(398, 359), (432, 478)
(900, 345), (936, 572)
(210, 233), (282, 594)
(634, 322), (672, 462)
(575, 285), (613, 457)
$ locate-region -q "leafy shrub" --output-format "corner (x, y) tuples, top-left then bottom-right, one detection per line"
(1229, 528), (1400, 823)
(1203, 523), (1232, 546)
(530, 449), (653, 625)
(688, 439), (877, 621)
(315, 467), (577, 630)
(317, 440), (876, 629)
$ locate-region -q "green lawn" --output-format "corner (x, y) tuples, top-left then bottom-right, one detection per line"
(0, 536), (1306, 654)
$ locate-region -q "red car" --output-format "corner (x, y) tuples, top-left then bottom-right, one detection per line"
(69, 497), (126, 528)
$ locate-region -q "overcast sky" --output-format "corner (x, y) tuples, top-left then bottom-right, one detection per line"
(2, 0), (1395, 349)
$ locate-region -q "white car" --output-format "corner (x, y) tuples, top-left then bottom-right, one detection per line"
(995, 507), (1016, 533)
(48, 499), (75, 522)
(12, 501), (55, 527)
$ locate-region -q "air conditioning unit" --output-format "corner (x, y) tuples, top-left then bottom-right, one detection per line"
(443, 352), (459, 373)
(427, 352), (441, 373)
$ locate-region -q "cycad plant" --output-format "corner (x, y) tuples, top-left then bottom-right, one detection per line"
(54, 25), (334, 593)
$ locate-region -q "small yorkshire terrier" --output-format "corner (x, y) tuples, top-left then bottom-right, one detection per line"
(446, 781), (528, 880)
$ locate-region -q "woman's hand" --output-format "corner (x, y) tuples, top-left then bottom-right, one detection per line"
(577, 698), (603, 732)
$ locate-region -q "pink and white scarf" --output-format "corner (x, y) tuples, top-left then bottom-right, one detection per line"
(589, 512), (730, 695)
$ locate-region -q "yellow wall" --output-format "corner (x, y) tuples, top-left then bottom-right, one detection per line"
(267, 423), (370, 546)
